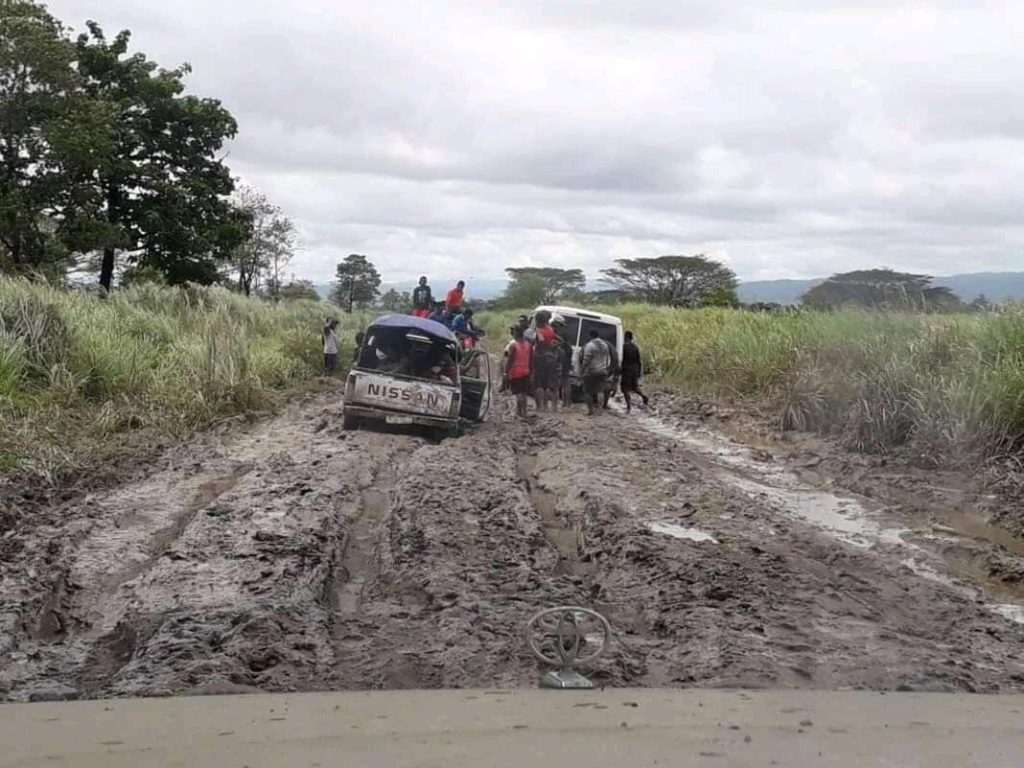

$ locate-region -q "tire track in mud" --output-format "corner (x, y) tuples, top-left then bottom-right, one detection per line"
(1, 394), (416, 701)
(5, 388), (1024, 700)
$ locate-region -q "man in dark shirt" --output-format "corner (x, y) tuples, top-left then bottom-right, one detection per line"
(412, 276), (433, 318)
(620, 331), (650, 412)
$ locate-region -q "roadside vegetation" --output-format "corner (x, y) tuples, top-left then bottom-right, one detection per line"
(482, 304), (1024, 466)
(0, 277), (354, 483)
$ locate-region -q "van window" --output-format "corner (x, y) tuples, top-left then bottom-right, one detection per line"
(558, 316), (581, 347)
(580, 319), (617, 347)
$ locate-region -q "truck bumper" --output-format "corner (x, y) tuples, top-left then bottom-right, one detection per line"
(343, 404), (458, 431)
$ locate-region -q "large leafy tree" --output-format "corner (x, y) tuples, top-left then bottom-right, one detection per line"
(74, 23), (238, 289)
(0, 0), (91, 275)
(801, 269), (963, 312)
(504, 267), (585, 306)
(378, 287), (410, 312)
(330, 254), (381, 312)
(227, 185), (296, 297)
(277, 279), (320, 302)
(601, 255), (738, 307)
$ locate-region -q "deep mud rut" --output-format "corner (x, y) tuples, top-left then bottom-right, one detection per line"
(3, 385), (1024, 702)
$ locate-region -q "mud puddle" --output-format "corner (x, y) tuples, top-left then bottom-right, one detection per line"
(631, 407), (1024, 625)
(646, 522), (717, 543)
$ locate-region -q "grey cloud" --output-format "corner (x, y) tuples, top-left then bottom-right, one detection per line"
(46, 0), (1024, 284)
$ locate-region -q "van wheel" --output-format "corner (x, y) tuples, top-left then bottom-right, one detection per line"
(343, 414), (360, 431)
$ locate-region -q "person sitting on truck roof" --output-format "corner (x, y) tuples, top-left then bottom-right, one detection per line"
(427, 302), (447, 325)
(451, 308), (484, 346)
(446, 281), (466, 314)
(412, 276), (433, 318)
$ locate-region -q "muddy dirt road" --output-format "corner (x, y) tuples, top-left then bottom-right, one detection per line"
(3, 385), (1024, 702)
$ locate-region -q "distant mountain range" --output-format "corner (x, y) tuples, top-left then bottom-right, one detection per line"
(738, 272), (1024, 305)
(315, 271), (1024, 306)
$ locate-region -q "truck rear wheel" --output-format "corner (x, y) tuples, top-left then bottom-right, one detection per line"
(436, 423), (461, 441)
(342, 413), (361, 431)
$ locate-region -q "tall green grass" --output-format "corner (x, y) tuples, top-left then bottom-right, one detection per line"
(481, 304), (1024, 464)
(0, 278), (357, 483)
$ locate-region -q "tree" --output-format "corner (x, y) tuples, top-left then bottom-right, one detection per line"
(969, 294), (993, 313)
(499, 272), (546, 309)
(0, 1), (86, 276)
(277, 279), (320, 302)
(699, 284), (740, 308)
(330, 254), (380, 313)
(601, 255), (738, 307)
(74, 23), (238, 290)
(504, 267), (585, 306)
(227, 185), (296, 297)
(801, 269), (963, 312)
(378, 288), (410, 312)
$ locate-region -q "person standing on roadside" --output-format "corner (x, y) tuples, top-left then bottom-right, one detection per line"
(580, 329), (611, 415)
(322, 319), (340, 374)
(352, 331), (365, 365)
(532, 310), (559, 412)
(445, 280), (466, 314)
(503, 325), (534, 418)
(620, 331), (650, 412)
(411, 276), (433, 318)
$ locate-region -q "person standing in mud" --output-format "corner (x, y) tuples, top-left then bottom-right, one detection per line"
(602, 338), (620, 410)
(553, 320), (574, 409)
(532, 310), (559, 412)
(620, 331), (650, 412)
(503, 326), (534, 418)
(580, 329), (611, 415)
(322, 319), (340, 374)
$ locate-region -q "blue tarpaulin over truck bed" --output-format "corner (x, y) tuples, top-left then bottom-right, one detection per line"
(368, 314), (458, 344)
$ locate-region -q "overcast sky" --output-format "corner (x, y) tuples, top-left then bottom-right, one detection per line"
(48, 0), (1024, 285)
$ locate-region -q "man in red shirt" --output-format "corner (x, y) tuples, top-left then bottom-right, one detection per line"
(502, 325), (533, 418)
(445, 280), (466, 314)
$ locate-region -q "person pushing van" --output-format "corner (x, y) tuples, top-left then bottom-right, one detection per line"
(580, 329), (611, 415)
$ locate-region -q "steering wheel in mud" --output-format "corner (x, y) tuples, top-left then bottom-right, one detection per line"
(525, 607), (612, 669)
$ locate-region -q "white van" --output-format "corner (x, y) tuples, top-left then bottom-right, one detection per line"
(531, 305), (624, 394)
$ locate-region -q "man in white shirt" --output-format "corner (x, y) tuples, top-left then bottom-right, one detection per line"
(322, 319), (339, 374)
(580, 329), (611, 415)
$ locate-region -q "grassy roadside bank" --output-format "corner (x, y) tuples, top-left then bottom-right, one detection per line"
(481, 304), (1024, 464)
(0, 278), (358, 485)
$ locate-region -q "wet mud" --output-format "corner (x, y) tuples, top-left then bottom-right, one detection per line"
(2, 385), (1024, 702)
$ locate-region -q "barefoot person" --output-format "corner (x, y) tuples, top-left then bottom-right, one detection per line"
(322, 319), (339, 374)
(580, 329), (611, 416)
(532, 310), (559, 412)
(503, 325), (534, 418)
(554, 319), (573, 409)
(620, 331), (650, 412)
